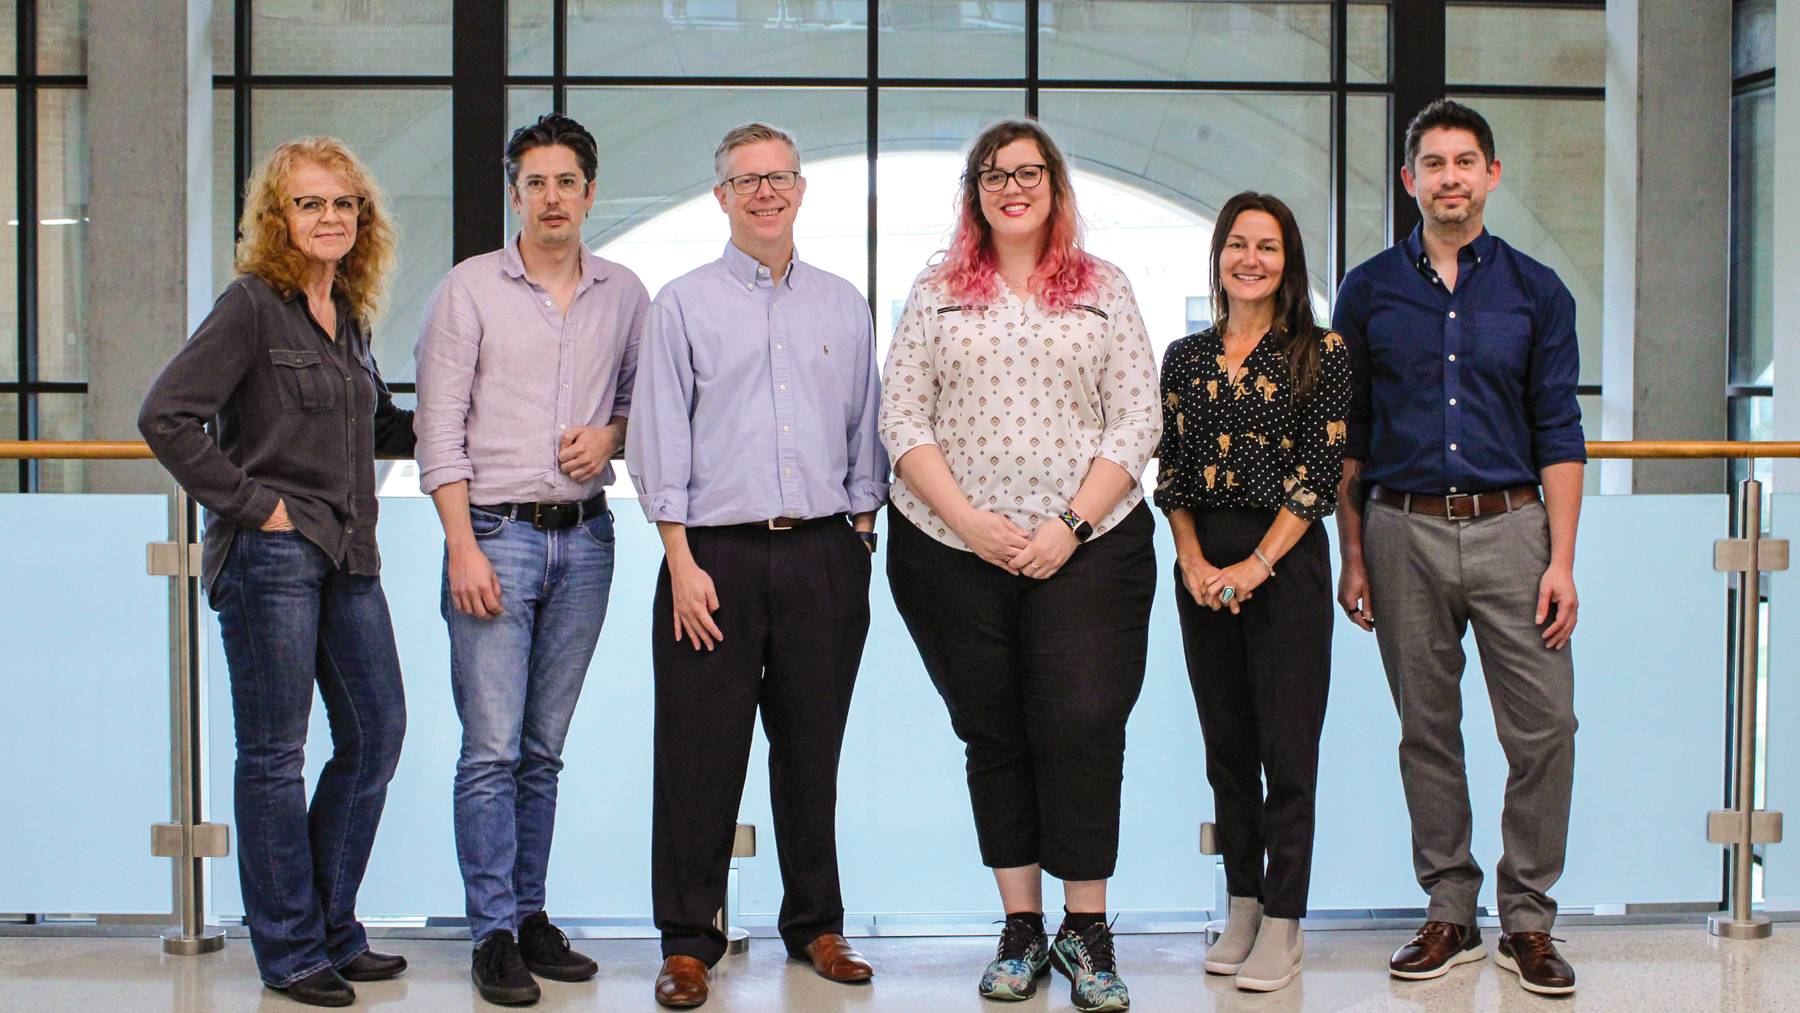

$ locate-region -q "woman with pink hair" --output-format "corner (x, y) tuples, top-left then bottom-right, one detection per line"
(879, 119), (1161, 1013)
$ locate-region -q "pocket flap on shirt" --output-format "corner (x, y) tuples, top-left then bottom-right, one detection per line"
(268, 349), (322, 368)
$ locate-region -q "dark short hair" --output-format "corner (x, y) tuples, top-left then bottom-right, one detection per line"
(1403, 99), (1496, 168)
(504, 113), (599, 185)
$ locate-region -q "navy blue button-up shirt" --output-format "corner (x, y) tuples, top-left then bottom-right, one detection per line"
(1332, 227), (1586, 495)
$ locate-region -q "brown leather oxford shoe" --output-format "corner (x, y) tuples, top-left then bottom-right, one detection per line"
(1497, 931), (1576, 995)
(793, 933), (874, 983)
(654, 955), (709, 1008)
(1389, 920), (1485, 980)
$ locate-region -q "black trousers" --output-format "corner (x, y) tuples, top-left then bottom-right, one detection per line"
(651, 518), (872, 965)
(1172, 508), (1333, 919)
(887, 501), (1156, 882)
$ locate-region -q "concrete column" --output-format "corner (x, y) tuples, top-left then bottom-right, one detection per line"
(85, 0), (214, 493)
(1775, 0), (1800, 492)
(1600, 0), (1732, 493)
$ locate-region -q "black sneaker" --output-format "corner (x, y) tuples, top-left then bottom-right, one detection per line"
(472, 930), (542, 1005)
(1050, 921), (1130, 1012)
(518, 910), (599, 982)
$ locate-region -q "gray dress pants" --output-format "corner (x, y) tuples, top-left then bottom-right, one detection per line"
(1363, 498), (1577, 933)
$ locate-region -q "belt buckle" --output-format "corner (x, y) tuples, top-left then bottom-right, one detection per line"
(766, 517), (795, 531)
(1443, 492), (1474, 520)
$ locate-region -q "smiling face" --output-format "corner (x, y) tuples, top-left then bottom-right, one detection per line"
(508, 143), (596, 249)
(1402, 125), (1501, 229)
(1218, 208), (1285, 309)
(282, 161), (360, 268)
(977, 137), (1053, 245)
(714, 138), (805, 252)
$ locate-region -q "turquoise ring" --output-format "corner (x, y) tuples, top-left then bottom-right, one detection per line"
(1220, 586), (1237, 603)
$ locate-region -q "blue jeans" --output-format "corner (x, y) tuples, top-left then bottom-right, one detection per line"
(210, 529), (407, 987)
(446, 507), (615, 943)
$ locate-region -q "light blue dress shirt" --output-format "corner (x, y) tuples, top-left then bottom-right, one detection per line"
(626, 241), (890, 527)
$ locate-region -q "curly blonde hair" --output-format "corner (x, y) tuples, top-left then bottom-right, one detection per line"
(235, 136), (396, 325)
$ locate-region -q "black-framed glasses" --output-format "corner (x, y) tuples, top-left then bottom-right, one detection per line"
(723, 170), (800, 195)
(290, 194), (366, 218)
(973, 163), (1047, 192)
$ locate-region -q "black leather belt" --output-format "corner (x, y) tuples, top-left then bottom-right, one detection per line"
(473, 492), (607, 531)
(732, 513), (846, 532)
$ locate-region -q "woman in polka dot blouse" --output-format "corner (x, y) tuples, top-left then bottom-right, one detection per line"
(1153, 191), (1351, 994)
(878, 118), (1161, 1013)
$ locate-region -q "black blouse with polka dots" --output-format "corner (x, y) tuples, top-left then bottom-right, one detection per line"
(1152, 325), (1352, 522)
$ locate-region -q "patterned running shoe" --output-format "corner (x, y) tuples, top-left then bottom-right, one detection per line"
(1050, 919), (1131, 1012)
(978, 916), (1051, 1001)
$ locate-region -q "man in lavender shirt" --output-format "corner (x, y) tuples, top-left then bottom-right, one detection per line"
(626, 122), (889, 1009)
(414, 113), (648, 1006)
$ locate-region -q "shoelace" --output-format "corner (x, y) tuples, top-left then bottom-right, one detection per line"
(1511, 932), (1567, 959)
(1414, 921), (1463, 947)
(479, 936), (526, 980)
(993, 918), (1041, 962)
(1068, 918), (1119, 975)
(532, 920), (573, 957)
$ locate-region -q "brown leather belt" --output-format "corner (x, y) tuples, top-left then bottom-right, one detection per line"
(1369, 484), (1539, 520)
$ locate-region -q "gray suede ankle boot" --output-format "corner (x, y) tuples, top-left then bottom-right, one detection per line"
(1235, 917), (1303, 992)
(1203, 897), (1263, 975)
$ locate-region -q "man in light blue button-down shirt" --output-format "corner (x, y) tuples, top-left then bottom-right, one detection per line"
(625, 123), (888, 1007)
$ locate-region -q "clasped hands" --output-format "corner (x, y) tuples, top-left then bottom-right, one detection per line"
(1178, 553), (1271, 613)
(955, 508), (1079, 580)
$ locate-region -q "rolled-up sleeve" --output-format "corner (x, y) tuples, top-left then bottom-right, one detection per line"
(844, 301), (891, 513)
(1527, 279), (1587, 469)
(412, 274), (481, 495)
(878, 280), (941, 465)
(624, 294), (695, 524)
(1281, 331), (1352, 521)
(1094, 279), (1162, 480)
(138, 283), (281, 527)
(1331, 273), (1373, 463)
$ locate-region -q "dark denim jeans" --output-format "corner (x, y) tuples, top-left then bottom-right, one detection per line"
(210, 528), (407, 987)
(446, 507), (615, 944)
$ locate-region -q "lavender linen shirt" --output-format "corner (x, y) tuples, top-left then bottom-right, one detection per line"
(414, 234), (648, 503)
(625, 242), (889, 527)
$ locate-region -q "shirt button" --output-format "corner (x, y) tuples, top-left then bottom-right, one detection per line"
(1447, 354), (1457, 362)
(1450, 486), (1459, 493)
(775, 343), (783, 350)
(560, 424), (568, 430)
(544, 299), (553, 307)
(746, 282), (755, 291)
(783, 467), (792, 476)
(1450, 443), (1459, 451)
(782, 425), (791, 432)
(778, 383), (787, 391)
(1448, 310), (1457, 319)
(1449, 398), (1457, 406)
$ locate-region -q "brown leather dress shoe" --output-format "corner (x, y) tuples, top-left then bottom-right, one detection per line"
(655, 955), (709, 1008)
(1389, 921), (1485, 980)
(792, 933), (874, 983)
(1496, 932), (1576, 995)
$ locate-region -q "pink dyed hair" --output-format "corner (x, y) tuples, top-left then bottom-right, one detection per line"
(932, 119), (1096, 311)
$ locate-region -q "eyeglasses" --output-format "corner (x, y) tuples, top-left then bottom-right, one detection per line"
(290, 195), (366, 217)
(723, 170), (800, 195)
(515, 175), (589, 198)
(973, 163), (1047, 192)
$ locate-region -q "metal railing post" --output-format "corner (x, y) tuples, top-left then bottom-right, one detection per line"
(147, 484), (228, 955)
(711, 823), (756, 957)
(1706, 476), (1788, 940)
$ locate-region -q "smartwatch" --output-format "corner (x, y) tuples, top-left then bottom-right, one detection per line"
(1058, 508), (1094, 543)
(854, 530), (879, 552)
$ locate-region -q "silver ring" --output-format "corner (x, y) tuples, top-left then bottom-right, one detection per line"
(1220, 586), (1237, 603)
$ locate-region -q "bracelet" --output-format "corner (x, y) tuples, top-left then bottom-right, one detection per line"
(1253, 548), (1276, 577)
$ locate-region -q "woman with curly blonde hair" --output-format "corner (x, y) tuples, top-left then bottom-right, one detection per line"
(139, 137), (415, 1007)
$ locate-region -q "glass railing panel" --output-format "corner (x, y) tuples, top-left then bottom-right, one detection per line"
(0, 493), (174, 914)
(198, 493), (1731, 924)
(1766, 493), (1798, 910)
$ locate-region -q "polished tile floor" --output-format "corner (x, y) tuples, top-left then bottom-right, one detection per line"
(2, 923), (1798, 1012)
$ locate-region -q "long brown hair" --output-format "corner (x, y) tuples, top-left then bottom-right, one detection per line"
(1209, 191), (1321, 399)
(934, 119), (1095, 311)
(235, 137), (397, 325)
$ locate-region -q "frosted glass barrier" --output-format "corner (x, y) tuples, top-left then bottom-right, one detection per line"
(0, 494), (173, 913)
(1767, 494), (1799, 910)
(197, 494), (1728, 924)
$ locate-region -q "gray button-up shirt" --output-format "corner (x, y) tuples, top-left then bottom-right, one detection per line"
(414, 233), (648, 504)
(626, 241), (889, 527)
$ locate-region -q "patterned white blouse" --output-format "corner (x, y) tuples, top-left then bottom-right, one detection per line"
(879, 258), (1163, 551)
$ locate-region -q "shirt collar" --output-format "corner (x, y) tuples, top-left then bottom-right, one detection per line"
(1402, 224), (1496, 276)
(721, 240), (801, 291)
(501, 231), (611, 290)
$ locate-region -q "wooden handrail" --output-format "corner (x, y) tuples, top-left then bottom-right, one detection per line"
(4, 439), (1800, 463)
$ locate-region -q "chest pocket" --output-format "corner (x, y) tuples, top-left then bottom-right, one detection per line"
(268, 348), (338, 413)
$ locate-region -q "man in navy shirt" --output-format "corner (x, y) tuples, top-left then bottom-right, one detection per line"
(1333, 100), (1584, 997)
